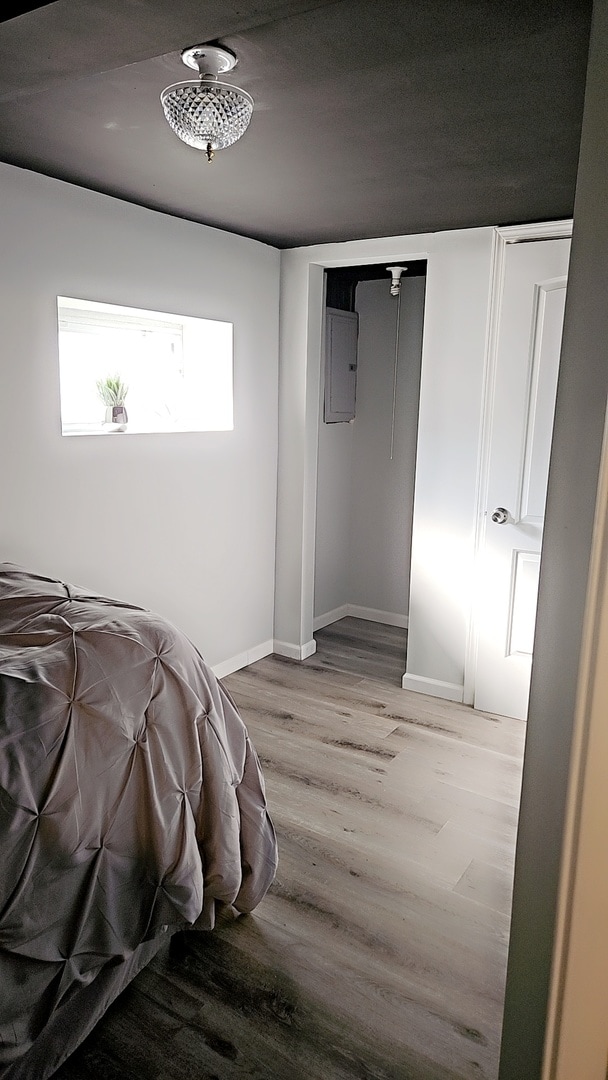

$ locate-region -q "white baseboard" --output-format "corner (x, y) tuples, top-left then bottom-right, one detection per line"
(347, 605), (408, 629)
(273, 638), (317, 661)
(313, 604), (408, 631)
(213, 639), (274, 680)
(313, 605), (350, 631)
(401, 672), (464, 703)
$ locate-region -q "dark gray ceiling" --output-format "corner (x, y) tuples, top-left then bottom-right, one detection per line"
(0, 0), (592, 248)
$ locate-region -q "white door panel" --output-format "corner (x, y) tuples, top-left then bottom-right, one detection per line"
(474, 236), (570, 719)
(507, 549), (541, 656)
(518, 281), (567, 523)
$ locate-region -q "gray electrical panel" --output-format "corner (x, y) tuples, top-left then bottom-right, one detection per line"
(324, 307), (359, 422)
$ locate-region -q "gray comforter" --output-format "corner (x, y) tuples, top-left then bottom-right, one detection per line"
(0, 564), (277, 1074)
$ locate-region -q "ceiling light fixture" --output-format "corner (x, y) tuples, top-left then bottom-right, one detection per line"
(160, 45), (253, 163)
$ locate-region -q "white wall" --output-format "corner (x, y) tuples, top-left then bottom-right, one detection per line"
(314, 406), (353, 620)
(404, 229), (495, 699)
(313, 276), (425, 626)
(0, 163), (280, 673)
(349, 277), (425, 619)
(276, 228), (494, 694)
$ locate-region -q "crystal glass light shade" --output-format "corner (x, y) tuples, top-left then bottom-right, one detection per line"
(160, 79), (254, 151)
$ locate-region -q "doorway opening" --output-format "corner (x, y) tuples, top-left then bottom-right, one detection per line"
(312, 260), (427, 686)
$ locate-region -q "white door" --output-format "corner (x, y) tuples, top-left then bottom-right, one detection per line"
(473, 228), (571, 720)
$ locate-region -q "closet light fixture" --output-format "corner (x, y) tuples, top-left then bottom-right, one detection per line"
(160, 44), (253, 162)
(386, 265), (407, 296)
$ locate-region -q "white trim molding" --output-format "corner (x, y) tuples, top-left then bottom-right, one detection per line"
(273, 638), (317, 661)
(496, 220), (574, 244)
(313, 604), (350, 631)
(313, 604), (409, 632)
(347, 605), (408, 628)
(212, 639), (274, 680)
(401, 673), (464, 703)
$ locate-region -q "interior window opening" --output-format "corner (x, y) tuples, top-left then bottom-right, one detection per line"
(57, 296), (234, 436)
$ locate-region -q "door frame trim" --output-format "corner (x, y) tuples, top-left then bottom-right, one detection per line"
(464, 219), (573, 708)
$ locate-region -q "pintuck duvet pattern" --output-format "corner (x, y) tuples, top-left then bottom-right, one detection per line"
(0, 564), (277, 1074)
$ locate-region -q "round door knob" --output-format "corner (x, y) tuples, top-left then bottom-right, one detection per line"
(491, 507), (510, 524)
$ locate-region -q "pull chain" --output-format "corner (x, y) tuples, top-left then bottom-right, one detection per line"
(389, 288), (402, 460)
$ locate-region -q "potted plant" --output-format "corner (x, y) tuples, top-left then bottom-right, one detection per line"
(96, 374), (129, 432)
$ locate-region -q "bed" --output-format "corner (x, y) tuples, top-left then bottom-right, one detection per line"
(0, 563), (278, 1080)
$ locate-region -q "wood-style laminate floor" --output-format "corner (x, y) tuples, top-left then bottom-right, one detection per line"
(54, 619), (525, 1080)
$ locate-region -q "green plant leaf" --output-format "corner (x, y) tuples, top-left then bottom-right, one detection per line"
(96, 374), (128, 405)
